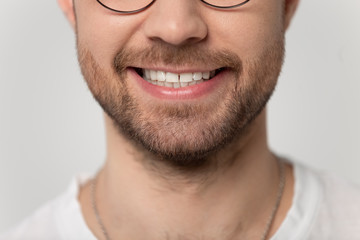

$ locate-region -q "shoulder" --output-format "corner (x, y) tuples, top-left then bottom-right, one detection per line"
(0, 174), (96, 240)
(299, 163), (360, 239)
(316, 168), (360, 218)
(0, 194), (66, 240)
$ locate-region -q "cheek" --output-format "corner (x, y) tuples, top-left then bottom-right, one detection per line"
(75, 2), (143, 69)
(208, 0), (284, 59)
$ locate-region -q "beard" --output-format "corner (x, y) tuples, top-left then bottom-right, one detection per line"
(77, 39), (284, 171)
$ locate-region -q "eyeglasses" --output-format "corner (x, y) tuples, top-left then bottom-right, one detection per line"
(96, 0), (251, 14)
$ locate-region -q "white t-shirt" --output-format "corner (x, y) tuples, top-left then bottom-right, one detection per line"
(2, 161), (360, 240)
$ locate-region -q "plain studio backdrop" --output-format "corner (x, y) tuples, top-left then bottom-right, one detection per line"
(0, 0), (359, 232)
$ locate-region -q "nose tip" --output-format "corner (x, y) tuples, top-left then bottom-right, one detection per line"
(142, 0), (208, 46)
(147, 20), (208, 46)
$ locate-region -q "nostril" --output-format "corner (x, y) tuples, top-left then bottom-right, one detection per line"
(142, 3), (208, 47)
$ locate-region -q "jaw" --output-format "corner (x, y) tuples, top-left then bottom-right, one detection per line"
(102, 107), (270, 186)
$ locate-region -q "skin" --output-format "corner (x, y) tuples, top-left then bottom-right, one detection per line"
(58, 0), (299, 239)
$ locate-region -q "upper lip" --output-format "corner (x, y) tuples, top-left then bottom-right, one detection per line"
(130, 65), (223, 74)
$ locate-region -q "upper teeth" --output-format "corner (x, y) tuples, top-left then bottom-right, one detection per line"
(143, 69), (215, 83)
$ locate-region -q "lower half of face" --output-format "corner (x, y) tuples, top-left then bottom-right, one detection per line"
(77, 37), (284, 169)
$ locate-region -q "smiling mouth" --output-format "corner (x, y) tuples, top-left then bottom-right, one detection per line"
(134, 68), (225, 88)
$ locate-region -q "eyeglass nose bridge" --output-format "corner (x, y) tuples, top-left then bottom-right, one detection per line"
(96, 0), (251, 14)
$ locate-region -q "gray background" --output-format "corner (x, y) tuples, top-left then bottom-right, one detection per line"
(0, 0), (359, 232)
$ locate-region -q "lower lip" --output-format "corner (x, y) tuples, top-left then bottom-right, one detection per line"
(129, 68), (227, 100)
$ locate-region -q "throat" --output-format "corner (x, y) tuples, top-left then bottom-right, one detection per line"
(83, 153), (286, 240)
(128, 136), (247, 194)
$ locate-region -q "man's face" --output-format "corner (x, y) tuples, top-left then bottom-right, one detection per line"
(73, 0), (286, 167)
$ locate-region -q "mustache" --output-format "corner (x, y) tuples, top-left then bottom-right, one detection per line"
(113, 42), (243, 75)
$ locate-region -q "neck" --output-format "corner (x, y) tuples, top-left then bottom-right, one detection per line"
(79, 110), (294, 240)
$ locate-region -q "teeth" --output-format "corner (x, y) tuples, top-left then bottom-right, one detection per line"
(166, 72), (179, 83)
(141, 69), (220, 88)
(193, 72), (202, 81)
(180, 73), (193, 83)
(202, 72), (210, 80)
(164, 82), (173, 87)
(150, 70), (157, 81)
(180, 82), (189, 87)
(157, 71), (166, 81)
(189, 81), (197, 86)
(197, 79), (204, 84)
(145, 69), (151, 79)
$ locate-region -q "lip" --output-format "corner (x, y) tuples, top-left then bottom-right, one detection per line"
(130, 65), (219, 74)
(128, 67), (228, 100)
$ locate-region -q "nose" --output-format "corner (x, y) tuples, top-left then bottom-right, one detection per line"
(142, 0), (208, 46)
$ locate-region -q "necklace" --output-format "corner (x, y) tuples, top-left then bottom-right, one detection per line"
(90, 158), (285, 240)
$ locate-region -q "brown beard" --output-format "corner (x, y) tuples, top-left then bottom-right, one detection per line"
(77, 39), (284, 172)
